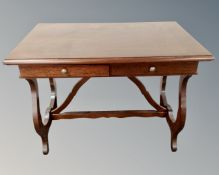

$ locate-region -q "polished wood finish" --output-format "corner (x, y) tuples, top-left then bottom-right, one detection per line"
(160, 75), (191, 151)
(4, 22), (213, 65)
(26, 78), (57, 155)
(19, 62), (198, 78)
(110, 62), (198, 76)
(19, 64), (109, 78)
(27, 76), (194, 154)
(52, 110), (166, 120)
(3, 22), (214, 154)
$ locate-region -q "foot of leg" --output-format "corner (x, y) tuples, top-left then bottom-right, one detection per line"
(42, 135), (49, 155)
(171, 132), (178, 152)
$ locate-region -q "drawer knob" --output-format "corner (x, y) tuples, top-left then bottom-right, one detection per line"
(149, 66), (156, 72)
(61, 68), (68, 74)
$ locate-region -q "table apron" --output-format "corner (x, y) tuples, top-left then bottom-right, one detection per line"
(19, 62), (198, 78)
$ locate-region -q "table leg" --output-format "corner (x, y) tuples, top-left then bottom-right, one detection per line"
(160, 75), (192, 151)
(25, 76), (191, 154)
(26, 78), (57, 155)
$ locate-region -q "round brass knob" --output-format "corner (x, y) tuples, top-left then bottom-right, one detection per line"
(149, 66), (156, 72)
(61, 68), (68, 74)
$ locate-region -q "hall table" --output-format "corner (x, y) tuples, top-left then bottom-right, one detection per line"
(3, 22), (213, 155)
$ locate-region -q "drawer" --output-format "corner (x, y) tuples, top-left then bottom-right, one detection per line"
(19, 64), (109, 78)
(110, 62), (198, 76)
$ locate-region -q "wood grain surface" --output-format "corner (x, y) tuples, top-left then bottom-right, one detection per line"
(4, 22), (213, 65)
(110, 62), (198, 76)
(19, 64), (109, 78)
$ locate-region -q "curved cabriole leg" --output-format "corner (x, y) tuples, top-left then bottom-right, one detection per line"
(26, 78), (57, 155)
(160, 75), (191, 152)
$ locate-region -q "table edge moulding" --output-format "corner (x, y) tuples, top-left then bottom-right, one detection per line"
(3, 21), (214, 155)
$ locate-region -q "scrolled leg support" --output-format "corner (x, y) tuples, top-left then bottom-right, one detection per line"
(160, 75), (192, 152)
(26, 78), (57, 155)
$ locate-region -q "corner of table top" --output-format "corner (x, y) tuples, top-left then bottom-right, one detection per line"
(2, 58), (12, 65)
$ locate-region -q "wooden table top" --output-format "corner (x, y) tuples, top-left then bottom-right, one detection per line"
(4, 21), (213, 65)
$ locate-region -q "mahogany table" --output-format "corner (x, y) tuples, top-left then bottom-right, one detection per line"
(3, 22), (213, 155)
